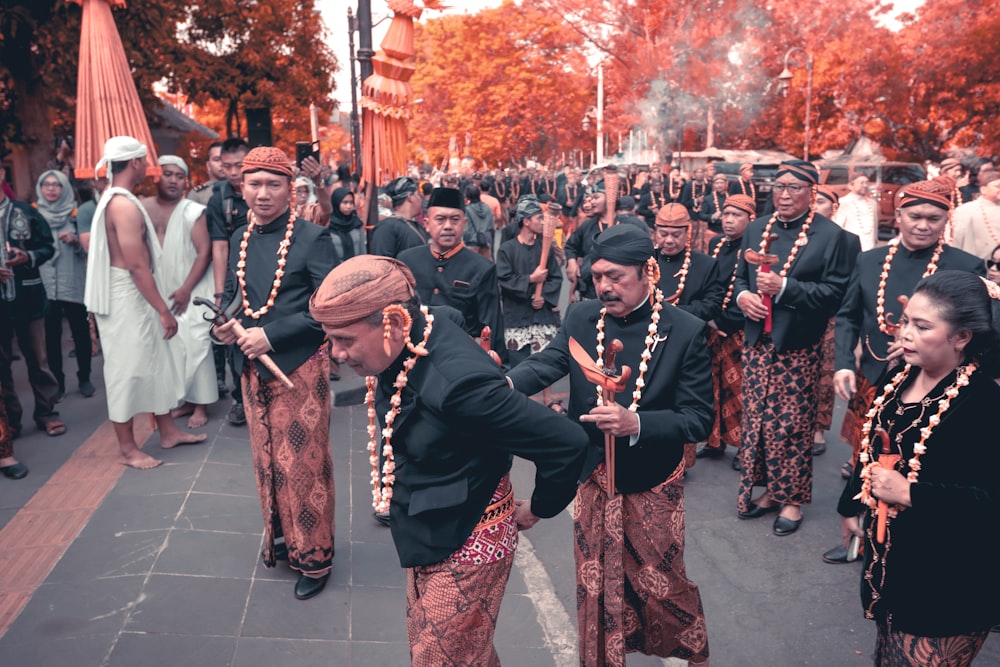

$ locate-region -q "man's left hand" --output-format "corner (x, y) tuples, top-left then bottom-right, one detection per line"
(169, 287), (192, 315)
(756, 268), (782, 296)
(580, 403), (639, 437)
(5, 247), (28, 267)
(513, 499), (540, 531)
(237, 326), (272, 360)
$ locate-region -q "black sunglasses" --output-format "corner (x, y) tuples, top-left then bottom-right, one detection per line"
(987, 260), (1000, 270)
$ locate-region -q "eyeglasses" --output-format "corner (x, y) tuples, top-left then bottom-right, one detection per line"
(987, 260), (1000, 270)
(772, 183), (808, 195)
(40, 181), (62, 188)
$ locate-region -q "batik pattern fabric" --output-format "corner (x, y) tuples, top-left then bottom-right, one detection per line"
(244, 347), (334, 576)
(406, 476), (516, 667)
(814, 319), (836, 431)
(504, 323), (560, 354)
(875, 622), (988, 667)
(707, 328), (744, 451)
(574, 461), (709, 667)
(839, 373), (877, 464)
(737, 339), (821, 513)
(0, 398), (12, 459)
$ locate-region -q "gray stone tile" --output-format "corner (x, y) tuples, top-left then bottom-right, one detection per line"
(233, 637), (349, 667)
(349, 585), (407, 642)
(148, 435), (212, 463)
(4, 574), (146, 639)
(349, 541), (405, 588)
(152, 529), (261, 578)
(107, 632), (236, 667)
(498, 646), (559, 667)
(495, 593), (547, 649)
(0, 633), (111, 666)
(193, 461), (259, 497)
(206, 436), (255, 466)
(112, 462), (203, 496)
(506, 561), (528, 594)
(349, 640), (410, 666)
(241, 580), (349, 640)
(180, 491), (262, 534)
(126, 574), (251, 636)
(46, 527), (169, 583)
(85, 491), (188, 534)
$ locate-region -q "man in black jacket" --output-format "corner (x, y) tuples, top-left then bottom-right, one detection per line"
(508, 224), (712, 667)
(310, 254), (587, 666)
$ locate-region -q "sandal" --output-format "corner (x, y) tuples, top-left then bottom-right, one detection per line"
(546, 400), (568, 416)
(43, 421), (67, 437)
(840, 461), (853, 479)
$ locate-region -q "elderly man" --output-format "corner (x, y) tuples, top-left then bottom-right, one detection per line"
(508, 224), (713, 667)
(212, 146), (338, 600)
(310, 255), (587, 666)
(142, 156), (217, 428)
(398, 187), (505, 359)
(733, 160), (852, 535)
(369, 176), (428, 258)
(84, 137), (206, 468)
(953, 170), (1000, 259)
(834, 174), (878, 251)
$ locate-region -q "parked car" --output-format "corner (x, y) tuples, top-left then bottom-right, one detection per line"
(817, 161), (926, 239)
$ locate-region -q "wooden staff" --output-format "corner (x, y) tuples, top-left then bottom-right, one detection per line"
(602, 339), (623, 497)
(602, 164), (620, 229)
(873, 427), (900, 544)
(194, 297), (294, 389)
(533, 202), (561, 301)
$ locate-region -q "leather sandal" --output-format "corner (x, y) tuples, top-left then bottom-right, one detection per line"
(43, 421), (67, 437)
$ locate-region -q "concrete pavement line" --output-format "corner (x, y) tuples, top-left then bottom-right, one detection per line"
(514, 533), (577, 667)
(0, 418), (154, 639)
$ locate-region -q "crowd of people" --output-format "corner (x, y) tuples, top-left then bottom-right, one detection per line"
(2, 136), (999, 666)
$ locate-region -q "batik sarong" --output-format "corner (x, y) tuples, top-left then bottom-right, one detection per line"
(406, 476), (517, 667)
(737, 338), (821, 513)
(814, 320), (836, 432)
(875, 622), (989, 667)
(839, 373), (877, 465)
(707, 328), (744, 451)
(244, 347), (334, 576)
(0, 399), (12, 459)
(574, 461), (709, 667)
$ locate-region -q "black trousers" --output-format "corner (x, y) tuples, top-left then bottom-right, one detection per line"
(0, 310), (60, 429)
(44, 299), (92, 387)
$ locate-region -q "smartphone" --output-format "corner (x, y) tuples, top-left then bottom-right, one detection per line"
(295, 141), (320, 169)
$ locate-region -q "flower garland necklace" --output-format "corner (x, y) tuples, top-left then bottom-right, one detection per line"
(873, 237), (943, 336)
(668, 176), (680, 200)
(711, 190), (723, 216)
(979, 200), (1000, 247)
(740, 179), (756, 201)
(712, 238), (741, 310)
(594, 258), (664, 412)
(661, 241), (692, 304)
(757, 195), (817, 278)
(365, 305), (434, 514)
(856, 361), (976, 521)
(237, 208), (296, 319)
(692, 180), (706, 211)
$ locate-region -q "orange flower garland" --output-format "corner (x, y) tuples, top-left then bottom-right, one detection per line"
(874, 237), (943, 336)
(978, 200), (1000, 247)
(237, 208), (296, 319)
(662, 242), (692, 305)
(757, 191), (817, 279)
(856, 361), (977, 520)
(365, 305), (434, 514)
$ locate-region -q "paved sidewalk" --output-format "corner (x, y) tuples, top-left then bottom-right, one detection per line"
(1, 357), (998, 666)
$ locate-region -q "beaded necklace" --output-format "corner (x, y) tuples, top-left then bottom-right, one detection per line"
(978, 200), (1000, 247)
(712, 237), (741, 310)
(757, 195), (817, 278)
(661, 243), (692, 305)
(237, 208), (296, 319)
(873, 237), (943, 336)
(668, 176), (681, 200)
(365, 306), (434, 513)
(594, 286), (665, 412)
(740, 179), (756, 201)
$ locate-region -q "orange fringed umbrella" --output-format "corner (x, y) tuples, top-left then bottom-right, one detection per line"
(359, 0), (444, 190)
(70, 0), (160, 179)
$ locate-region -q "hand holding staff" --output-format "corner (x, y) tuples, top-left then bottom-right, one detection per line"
(533, 202), (561, 302)
(196, 297), (295, 389)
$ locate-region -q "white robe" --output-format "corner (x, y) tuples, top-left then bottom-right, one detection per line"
(83, 188), (184, 422)
(953, 199), (1000, 260)
(833, 193), (878, 252)
(159, 199), (219, 406)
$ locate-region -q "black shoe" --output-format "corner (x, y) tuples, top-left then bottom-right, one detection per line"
(79, 380), (96, 398)
(373, 511), (391, 527)
(814, 439), (826, 456)
(822, 544), (859, 564)
(217, 382), (229, 398)
(695, 445), (725, 460)
(227, 402), (246, 426)
(773, 515), (802, 536)
(294, 572), (329, 600)
(0, 462), (29, 480)
(737, 502), (780, 520)
(329, 371), (340, 382)
(273, 542), (288, 561)
(731, 455), (741, 471)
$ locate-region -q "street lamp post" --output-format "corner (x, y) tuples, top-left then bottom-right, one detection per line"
(580, 63), (605, 168)
(777, 47), (814, 160)
(347, 7), (362, 174)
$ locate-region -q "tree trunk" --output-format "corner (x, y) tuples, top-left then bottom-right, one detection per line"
(12, 77), (54, 199)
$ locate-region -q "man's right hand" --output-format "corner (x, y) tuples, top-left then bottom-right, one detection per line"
(566, 258), (579, 284)
(0, 266), (13, 281)
(159, 310), (178, 340)
(212, 318), (239, 345)
(834, 369), (857, 402)
(737, 292), (768, 321)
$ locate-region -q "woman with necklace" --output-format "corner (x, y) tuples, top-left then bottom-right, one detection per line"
(838, 270), (1000, 665)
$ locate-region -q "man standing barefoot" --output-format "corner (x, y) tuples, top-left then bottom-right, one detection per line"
(84, 137), (206, 469)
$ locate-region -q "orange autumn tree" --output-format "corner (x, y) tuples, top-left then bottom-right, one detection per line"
(408, 0), (594, 168)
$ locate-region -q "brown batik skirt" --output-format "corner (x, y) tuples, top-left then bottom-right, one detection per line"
(839, 373), (878, 465)
(243, 349), (335, 576)
(875, 621), (989, 667)
(737, 338), (821, 513)
(406, 476), (517, 667)
(707, 328), (744, 451)
(574, 462), (709, 667)
(814, 320), (836, 432)
(0, 399), (12, 459)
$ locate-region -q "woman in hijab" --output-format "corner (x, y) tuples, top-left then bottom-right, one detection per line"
(328, 187), (366, 262)
(35, 170), (93, 399)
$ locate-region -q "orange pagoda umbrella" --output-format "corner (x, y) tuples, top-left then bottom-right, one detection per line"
(71, 0), (160, 179)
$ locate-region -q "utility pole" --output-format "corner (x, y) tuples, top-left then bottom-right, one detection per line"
(347, 7), (362, 174)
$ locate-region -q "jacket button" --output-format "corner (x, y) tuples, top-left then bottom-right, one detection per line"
(433, 288), (440, 295)
(437, 266), (443, 273)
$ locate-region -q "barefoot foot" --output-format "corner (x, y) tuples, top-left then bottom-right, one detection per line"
(160, 432), (208, 449)
(119, 451), (163, 469)
(186, 406), (208, 429)
(170, 402), (195, 419)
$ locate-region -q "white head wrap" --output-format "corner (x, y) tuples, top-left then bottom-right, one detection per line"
(94, 136), (147, 175)
(158, 155), (188, 175)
